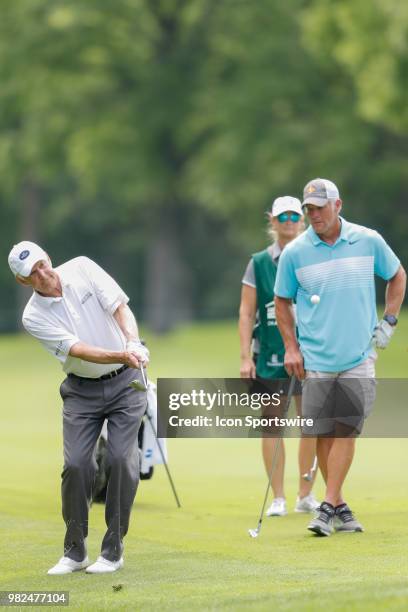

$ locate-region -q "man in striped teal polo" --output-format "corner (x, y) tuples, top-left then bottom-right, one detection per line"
(274, 178), (406, 536)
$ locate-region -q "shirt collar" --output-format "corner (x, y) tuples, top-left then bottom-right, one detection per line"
(271, 242), (282, 262)
(32, 292), (62, 308)
(308, 216), (350, 246)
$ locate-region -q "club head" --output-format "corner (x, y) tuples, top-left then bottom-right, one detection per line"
(302, 472), (312, 481)
(129, 379), (147, 392)
(248, 528), (259, 539)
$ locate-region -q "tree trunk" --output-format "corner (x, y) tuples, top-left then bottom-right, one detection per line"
(144, 221), (192, 333)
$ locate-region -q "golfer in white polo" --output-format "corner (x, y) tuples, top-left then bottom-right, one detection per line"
(8, 241), (149, 573)
(274, 178), (406, 536)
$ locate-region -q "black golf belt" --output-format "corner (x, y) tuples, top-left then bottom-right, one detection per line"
(68, 364), (129, 382)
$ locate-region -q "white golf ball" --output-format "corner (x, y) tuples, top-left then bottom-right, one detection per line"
(310, 294), (320, 305)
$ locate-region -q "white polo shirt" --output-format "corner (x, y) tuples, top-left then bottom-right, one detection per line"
(22, 256), (129, 378)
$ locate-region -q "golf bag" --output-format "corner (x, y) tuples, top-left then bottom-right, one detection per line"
(92, 379), (168, 503)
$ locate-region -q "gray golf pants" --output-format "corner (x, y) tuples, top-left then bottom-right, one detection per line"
(59, 366), (147, 562)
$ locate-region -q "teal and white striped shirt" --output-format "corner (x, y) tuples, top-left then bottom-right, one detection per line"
(274, 217), (400, 371)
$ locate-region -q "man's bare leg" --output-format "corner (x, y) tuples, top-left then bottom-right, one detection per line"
(324, 437), (355, 506)
(316, 437), (331, 485)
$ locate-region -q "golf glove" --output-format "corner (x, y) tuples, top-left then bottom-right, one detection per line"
(127, 340), (150, 365)
(372, 319), (394, 349)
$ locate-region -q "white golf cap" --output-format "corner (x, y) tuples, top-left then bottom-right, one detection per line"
(271, 196), (302, 217)
(8, 241), (48, 277)
(302, 178), (340, 207)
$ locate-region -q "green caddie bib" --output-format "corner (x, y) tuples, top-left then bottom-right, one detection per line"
(253, 248), (288, 379)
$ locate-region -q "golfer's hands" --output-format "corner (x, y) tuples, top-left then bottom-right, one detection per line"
(284, 345), (305, 380)
(372, 319), (395, 349)
(240, 357), (256, 379)
(125, 340), (150, 367)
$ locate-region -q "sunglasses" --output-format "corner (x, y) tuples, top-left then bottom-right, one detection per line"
(277, 212), (301, 223)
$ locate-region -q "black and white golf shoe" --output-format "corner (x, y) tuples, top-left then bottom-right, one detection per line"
(334, 503), (364, 532)
(307, 502), (335, 536)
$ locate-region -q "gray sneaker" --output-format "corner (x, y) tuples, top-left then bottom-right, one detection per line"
(334, 503), (364, 532)
(308, 502), (335, 536)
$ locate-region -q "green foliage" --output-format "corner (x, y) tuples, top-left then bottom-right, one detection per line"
(303, 0), (408, 131)
(0, 0), (407, 330)
(300, 0), (408, 270)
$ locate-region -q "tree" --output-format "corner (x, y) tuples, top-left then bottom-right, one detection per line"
(301, 0), (408, 266)
(1, 0), (405, 332)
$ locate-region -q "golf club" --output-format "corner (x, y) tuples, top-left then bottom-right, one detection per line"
(129, 359), (148, 392)
(145, 410), (182, 508)
(248, 375), (296, 539)
(130, 364), (181, 508)
(302, 456), (318, 481)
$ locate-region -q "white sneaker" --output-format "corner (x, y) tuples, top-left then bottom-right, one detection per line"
(47, 556), (90, 575)
(86, 556), (124, 574)
(295, 493), (320, 513)
(266, 497), (287, 517)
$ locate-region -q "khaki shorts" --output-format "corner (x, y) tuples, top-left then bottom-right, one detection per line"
(301, 355), (377, 437)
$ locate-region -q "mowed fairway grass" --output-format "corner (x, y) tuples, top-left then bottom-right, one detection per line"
(1, 313), (407, 611)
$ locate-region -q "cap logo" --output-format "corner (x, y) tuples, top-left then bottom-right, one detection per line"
(306, 185), (316, 193)
(19, 250), (30, 261)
